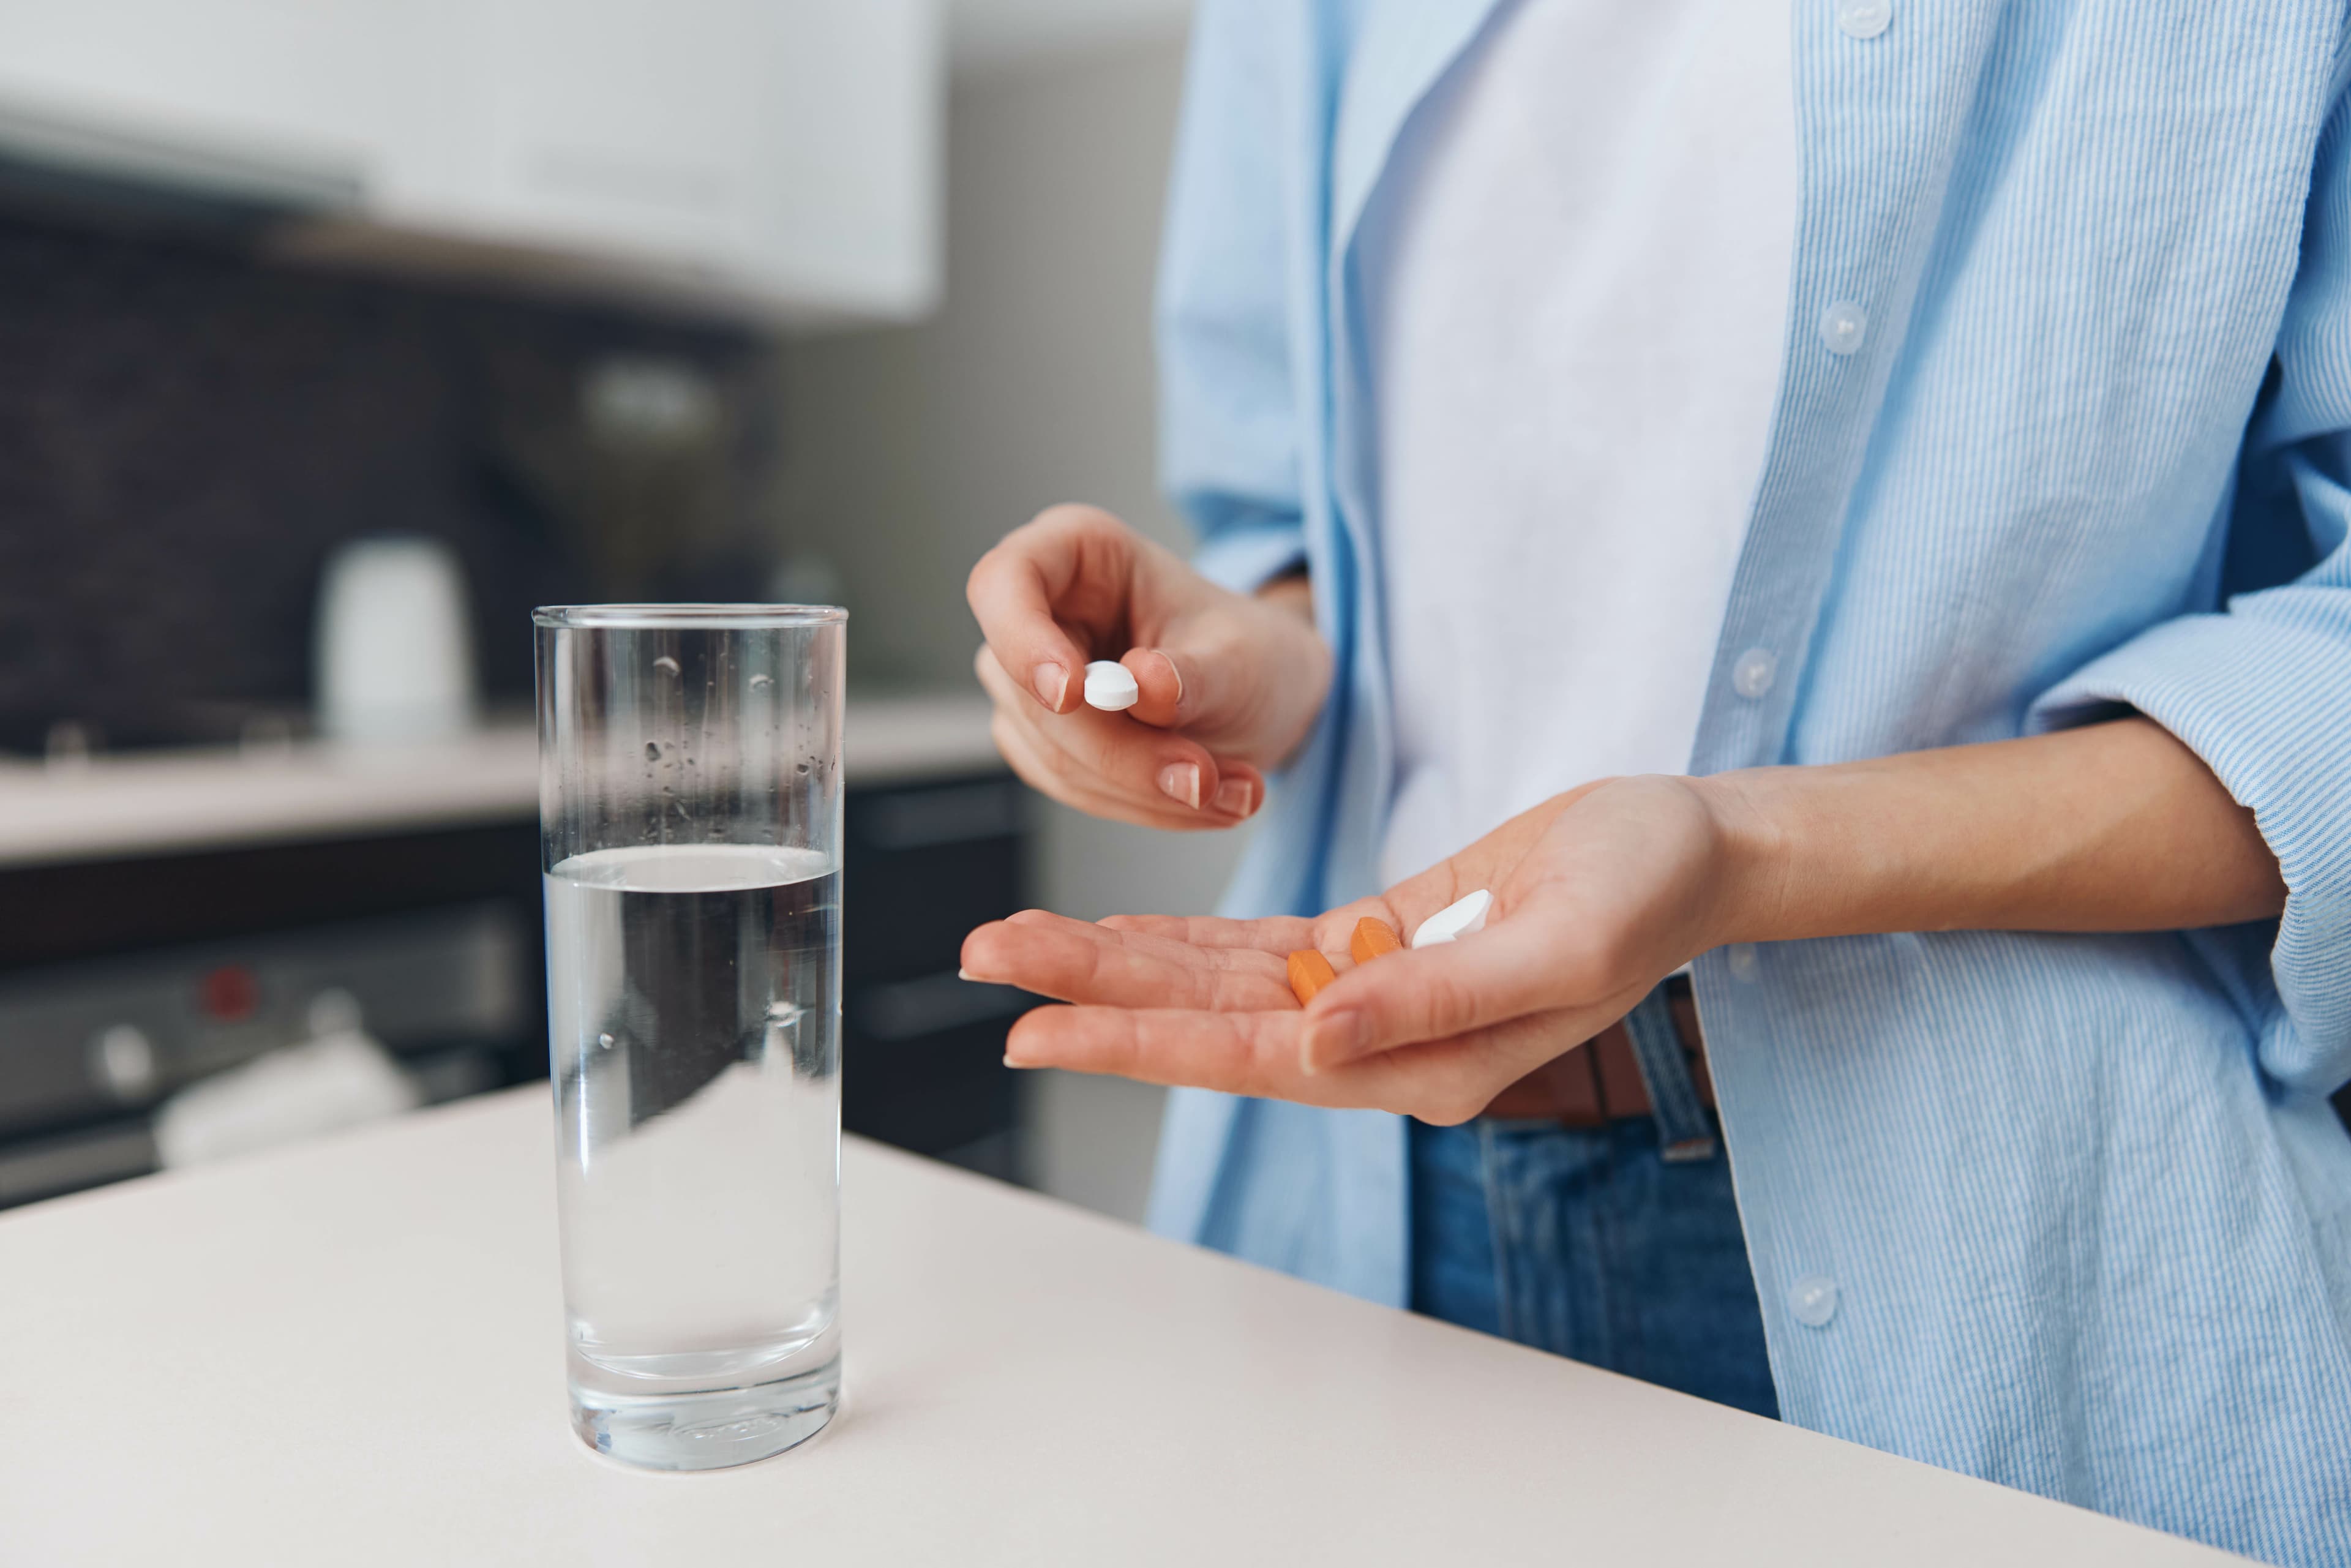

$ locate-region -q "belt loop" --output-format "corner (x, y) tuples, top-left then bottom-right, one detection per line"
(1624, 984), (1716, 1163)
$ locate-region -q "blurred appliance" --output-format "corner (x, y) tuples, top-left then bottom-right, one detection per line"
(0, 0), (940, 324)
(0, 903), (525, 1207)
(315, 536), (478, 742)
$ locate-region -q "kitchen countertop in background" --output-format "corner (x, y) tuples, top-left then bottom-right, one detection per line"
(0, 691), (1000, 868)
(0, 1088), (2239, 1566)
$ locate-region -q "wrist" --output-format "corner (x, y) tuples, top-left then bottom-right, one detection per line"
(1690, 768), (1798, 947)
(1237, 574), (1330, 770)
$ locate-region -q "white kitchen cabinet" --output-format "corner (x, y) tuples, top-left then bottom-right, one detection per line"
(0, 0), (941, 326)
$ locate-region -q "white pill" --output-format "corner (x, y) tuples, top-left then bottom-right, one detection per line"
(1083, 659), (1141, 711)
(1411, 888), (1493, 949)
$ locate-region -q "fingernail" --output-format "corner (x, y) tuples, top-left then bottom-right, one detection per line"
(1033, 662), (1068, 709)
(1153, 650), (1185, 706)
(1210, 777), (1256, 816)
(958, 967), (978, 981)
(1158, 762), (1202, 809)
(1302, 1009), (1368, 1072)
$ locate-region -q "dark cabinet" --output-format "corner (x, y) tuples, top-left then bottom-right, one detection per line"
(841, 773), (1037, 1177)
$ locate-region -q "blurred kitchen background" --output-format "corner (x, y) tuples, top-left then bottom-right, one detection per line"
(0, 0), (1236, 1225)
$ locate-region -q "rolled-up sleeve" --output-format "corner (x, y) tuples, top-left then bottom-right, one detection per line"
(1155, 0), (1310, 596)
(2031, 79), (2351, 1097)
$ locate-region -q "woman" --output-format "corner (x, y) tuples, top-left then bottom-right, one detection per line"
(959, 2), (2351, 1560)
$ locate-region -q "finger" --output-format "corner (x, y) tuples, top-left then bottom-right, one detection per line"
(1117, 611), (1257, 739)
(987, 695), (1251, 833)
(978, 647), (1257, 824)
(1121, 647), (1189, 726)
(987, 703), (1207, 832)
(1097, 912), (1327, 954)
(962, 913), (1292, 1011)
(1324, 1005), (1620, 1124)
(966, 505), (1128, 715)
(1120, 643), (1263, 772)
(1005, 1005), (1319, 1103)
(1003, 997), (1621, 1125)
(1297, 899), (1627, 1072)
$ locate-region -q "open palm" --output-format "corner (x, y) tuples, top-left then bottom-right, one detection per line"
(961, 774), (1736, 1123)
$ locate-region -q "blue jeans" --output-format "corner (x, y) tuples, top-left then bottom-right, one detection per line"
(1409, 1113), (1780, 1419)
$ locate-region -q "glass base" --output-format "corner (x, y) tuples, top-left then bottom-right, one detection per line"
(571, 1356), (839, 1471)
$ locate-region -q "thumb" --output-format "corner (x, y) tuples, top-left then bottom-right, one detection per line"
(1119, 621), (1259, 732)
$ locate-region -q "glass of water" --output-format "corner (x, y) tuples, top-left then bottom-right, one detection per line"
(534, 604), (845, 1471)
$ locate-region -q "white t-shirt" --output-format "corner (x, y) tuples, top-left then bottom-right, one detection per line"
(1362, 0), (1798, 885)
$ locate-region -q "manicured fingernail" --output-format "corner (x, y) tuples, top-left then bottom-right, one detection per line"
(1158, 762), (1202, 809)
(1152, 650), (1184, 705)
(1210, 777), (1256, 816)
(958, 967), (978, 981)
(1033, 662), (1068, 708)
(1302, 1009), (1368, 1071)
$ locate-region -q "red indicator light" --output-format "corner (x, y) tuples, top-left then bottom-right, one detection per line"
(199, 965), (260, 1022)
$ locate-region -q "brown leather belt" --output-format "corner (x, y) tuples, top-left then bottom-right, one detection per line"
(1480, 975), (1712, 1127)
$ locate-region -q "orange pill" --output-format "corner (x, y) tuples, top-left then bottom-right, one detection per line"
(1350, 917), (1401, 966)
(1286, 950), (1338, 1007)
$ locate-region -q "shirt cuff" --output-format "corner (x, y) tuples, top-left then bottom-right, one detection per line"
(2030, 607), (2351, 1093)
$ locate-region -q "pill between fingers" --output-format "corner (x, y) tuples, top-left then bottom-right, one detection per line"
(1083, 659), (1141, 711)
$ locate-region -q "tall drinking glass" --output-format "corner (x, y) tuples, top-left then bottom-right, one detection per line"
(534, 604), (846, 1471)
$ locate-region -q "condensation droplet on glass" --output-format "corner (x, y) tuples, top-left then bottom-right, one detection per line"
(795, 761), (810, 775)
(749, 674), (774, 691)
(653, 655), (681, 676)
(643, 741), (661, 762)
(596, 1032), (615, 1051)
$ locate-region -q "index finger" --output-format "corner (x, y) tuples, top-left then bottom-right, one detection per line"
(962, 911), (1294, 1011)
(966, 505), (1131, 715)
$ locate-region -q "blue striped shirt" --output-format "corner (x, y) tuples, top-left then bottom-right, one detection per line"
(1144, 3), (2351, 1561)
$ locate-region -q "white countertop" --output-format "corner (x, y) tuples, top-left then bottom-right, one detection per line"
(0, 1089), (2238, 1566)
(0, 692), (1002, 869)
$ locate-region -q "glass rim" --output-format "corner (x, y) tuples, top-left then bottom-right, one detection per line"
(532, 603), (848, 630)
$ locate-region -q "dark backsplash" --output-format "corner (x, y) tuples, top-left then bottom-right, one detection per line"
(0, 209), (781, 743)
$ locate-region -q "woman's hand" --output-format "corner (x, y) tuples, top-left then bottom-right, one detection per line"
(967, 504), (1331, 831)
(960, 775), (1742, 1123)
(960, 716), (2290, 1122)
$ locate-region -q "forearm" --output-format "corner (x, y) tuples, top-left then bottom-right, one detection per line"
(1705, 716), (2286, 942)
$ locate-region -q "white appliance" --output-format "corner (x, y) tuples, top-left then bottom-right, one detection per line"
(0, 0), (941, 326)
(313, 535), (478, 743)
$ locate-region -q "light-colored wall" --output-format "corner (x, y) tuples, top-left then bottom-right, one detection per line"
(778, 28), (1235, 1225)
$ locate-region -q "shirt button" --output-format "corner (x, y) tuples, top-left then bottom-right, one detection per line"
(1731, 646), (1777, 699)
(1819, 301), (1868, 356)
(1726, 943), (1761, 982)
(1789, 1275), (1840, 1327)
(1835, 0), (1892, 39)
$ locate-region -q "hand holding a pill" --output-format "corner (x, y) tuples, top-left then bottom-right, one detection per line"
(962, 773), (1734, 1123)
(967, 503), (1332, 830)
